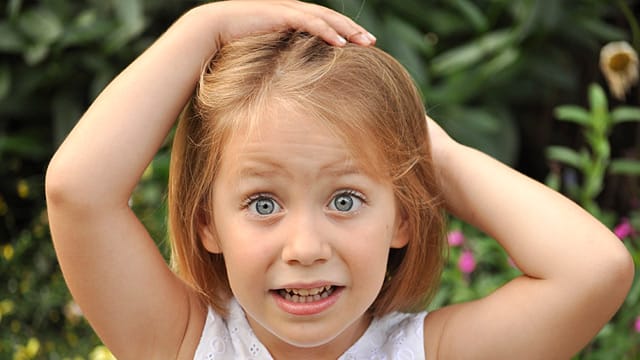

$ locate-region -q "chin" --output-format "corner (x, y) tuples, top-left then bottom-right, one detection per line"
(274, 328), (342, 348)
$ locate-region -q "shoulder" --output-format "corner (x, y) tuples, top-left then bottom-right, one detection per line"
(192, 298), (271, 359)
(342, 310), (428, 359)
(380, 310), (427, 340)
(423, 303), (470, 359)
(175, 291), (208, 359)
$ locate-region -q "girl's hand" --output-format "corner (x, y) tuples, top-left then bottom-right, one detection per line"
(426, 115), (452, 148)
(423, 113), (633, 359)
(195, 0), (376, 48)
(426, 114), (458, 169)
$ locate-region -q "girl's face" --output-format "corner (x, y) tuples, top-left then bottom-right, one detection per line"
(202, 105), (408, 354)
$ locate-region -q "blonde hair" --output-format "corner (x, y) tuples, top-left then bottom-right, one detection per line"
(168, 31), (445, 317)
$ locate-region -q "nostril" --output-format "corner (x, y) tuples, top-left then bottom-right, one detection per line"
(281, 238), (332, 265)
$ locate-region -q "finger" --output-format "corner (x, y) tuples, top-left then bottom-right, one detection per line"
(303, 3), (375, 45)
(286, 12), (347, 46)
(284, 2), (375, 46)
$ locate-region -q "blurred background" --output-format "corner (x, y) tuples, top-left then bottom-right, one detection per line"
(1, 0), (639, 358)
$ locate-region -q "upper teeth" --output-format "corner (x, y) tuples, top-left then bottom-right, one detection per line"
(285, 285), (332, 296)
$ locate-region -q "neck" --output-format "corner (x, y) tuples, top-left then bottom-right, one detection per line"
(250, 313), (372, 359)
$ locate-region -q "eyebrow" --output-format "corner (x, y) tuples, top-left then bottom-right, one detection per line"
(236, 159), (365, 179)
(322, 163), (364, 177)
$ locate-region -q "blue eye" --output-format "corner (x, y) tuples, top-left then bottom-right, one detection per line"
(247, 196), (281, 215)
(329, 191), (364, 212)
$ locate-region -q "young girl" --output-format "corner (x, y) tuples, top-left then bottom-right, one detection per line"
(45, 1), (634, 359)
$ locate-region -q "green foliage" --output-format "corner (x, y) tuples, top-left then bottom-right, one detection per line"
(541, 83), (640, 358)
(547, 83), (640, 222)
(1, 0), (187, 357)
(319, 0), (633, 165)
(430, 221), (521, 310)
(1, 0), (639, 358)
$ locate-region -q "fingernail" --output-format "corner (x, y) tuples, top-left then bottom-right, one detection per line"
(367, 32), (376, 42)
(337, 35), (347, 45)
(352, 33), (371, 44)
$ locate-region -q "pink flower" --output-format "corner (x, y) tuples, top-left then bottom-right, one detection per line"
(635, 316), (640, 333)
(447, 230), (465, 247)
(614, 218), (634, 239)
(458, 250), (476, 274)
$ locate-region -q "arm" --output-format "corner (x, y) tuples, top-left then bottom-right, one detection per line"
(45, 2), (373, 358)
(423, 117), (634, 359)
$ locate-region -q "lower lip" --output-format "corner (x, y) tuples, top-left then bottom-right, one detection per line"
(271, 287), (343, 316)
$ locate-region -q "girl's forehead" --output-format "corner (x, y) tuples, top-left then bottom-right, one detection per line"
(220, 108), (387, 181)
(225, 114), (350, 164)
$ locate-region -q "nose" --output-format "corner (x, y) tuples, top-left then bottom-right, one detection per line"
(281, 210), (332, 266)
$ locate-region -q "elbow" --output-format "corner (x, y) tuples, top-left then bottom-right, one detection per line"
(45, 157), (76, 208)
(45, 158), (67, 207)
(45, 156), (87, 210)
(613, 244), (635, 296)
(595, 238), (635, 307)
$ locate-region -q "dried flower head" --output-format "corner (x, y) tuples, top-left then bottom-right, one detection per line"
(599, 41), (639, 100)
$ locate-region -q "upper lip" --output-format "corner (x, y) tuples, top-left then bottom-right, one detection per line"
(274, 281), (341, 290)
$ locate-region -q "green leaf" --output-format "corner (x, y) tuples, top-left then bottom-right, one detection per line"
(546, 146), (587, 170)
(624, 269), (640, 306)
(583, 130), (610, 159)
(17, 7), (63, 45)
(451, 0), (488, 32)
(0, 134), (48, 160)
(23, 43), (49, 65)
(577, 16), (628, 42)
(0, 21), (25, 53)
(420, 8), (469, 36)
(609, 159), (640, 176)
(0, 63), (10, 100)
(477, 47), (520, 79)
(588, 83), (608, 118)
(59, 10), (113, 48)
(582, 161), (605, 199)
(104, 0), (146, 52)
(554, 105), (591, 126)
(437, 106), (519, 164)
(431, 29), (515, 76)
(7, 0), (23, 20)
(52, 93), (82, 146)
(114, 0), (145, 31)
(381, 14), (428, 85)
(383, 14), (432, 56)
(611, 106), (640, 124)
(545, 171), (561, 191)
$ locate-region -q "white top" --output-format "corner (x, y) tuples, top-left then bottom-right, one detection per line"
(194, 298), (427, 359)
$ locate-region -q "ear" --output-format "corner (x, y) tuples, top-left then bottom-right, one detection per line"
(390, 216), (409, 249)
(198, 212), (222, 254)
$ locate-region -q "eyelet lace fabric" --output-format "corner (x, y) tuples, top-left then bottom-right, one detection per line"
(194, 298), (427, 359)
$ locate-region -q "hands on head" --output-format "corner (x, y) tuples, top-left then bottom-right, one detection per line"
(200, 0), (376, 48)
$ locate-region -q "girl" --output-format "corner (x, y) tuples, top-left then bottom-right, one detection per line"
(45, 1), (633, 359)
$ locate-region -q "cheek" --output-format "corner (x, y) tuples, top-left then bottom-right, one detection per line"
(343, 221), (394, 266)
(216, 219), (270, 263)
(219, 229), (274, 297)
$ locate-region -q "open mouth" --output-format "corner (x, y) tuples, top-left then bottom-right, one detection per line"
(276, 285), (338, 303)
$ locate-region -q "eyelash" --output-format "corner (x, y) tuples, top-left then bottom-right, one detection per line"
(333, 189), (366, 203)
(241, 192), (277, 209)
(240, 189), (367, 214)
(328, 189), (367, 213)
